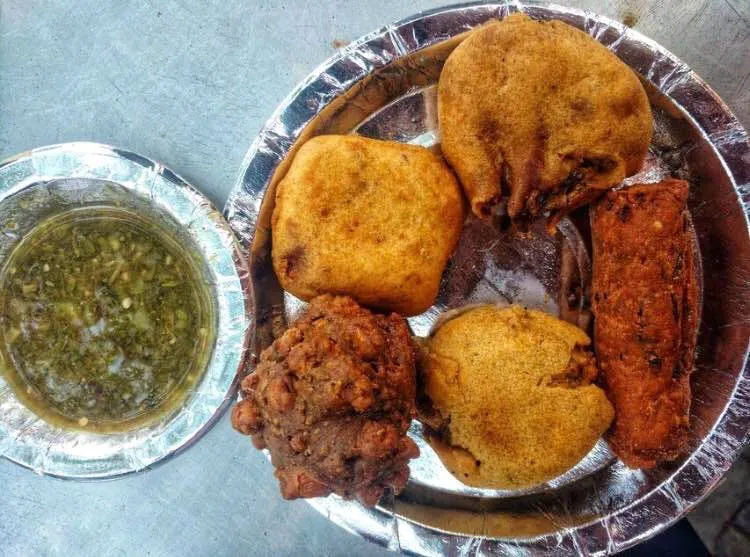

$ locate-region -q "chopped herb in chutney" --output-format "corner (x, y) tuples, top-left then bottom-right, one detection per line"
(0, 207), (215, 432)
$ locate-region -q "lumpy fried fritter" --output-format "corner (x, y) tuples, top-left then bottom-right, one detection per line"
(419, 305), (614, 489)
(272, 135), (464, 316)
(231, 295), (419, 507)
(438, 13), (652, 221)
(592, 179), (699, 468)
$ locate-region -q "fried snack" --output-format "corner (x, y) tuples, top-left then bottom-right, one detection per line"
(592, 179), (698, 468)
(419, 305), (614, 489)
(438, 13), (652, 221)
(272, 135), (464, 316)
(231, 295), (419, 507)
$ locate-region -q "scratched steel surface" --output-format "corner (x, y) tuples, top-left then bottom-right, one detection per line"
(0, 1), (748, 556)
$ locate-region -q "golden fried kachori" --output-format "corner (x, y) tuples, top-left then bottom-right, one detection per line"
(272, 135), (464, 316)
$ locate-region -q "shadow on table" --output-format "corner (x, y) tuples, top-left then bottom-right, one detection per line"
(623, 520), (710, 556)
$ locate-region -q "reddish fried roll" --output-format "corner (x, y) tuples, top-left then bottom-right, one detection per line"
(592, 179), (699, 468)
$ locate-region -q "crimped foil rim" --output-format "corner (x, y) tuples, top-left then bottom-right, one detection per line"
(0, 142), (252, 480)
(224, 2), (750, 555)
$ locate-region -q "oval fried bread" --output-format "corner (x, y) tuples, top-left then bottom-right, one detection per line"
(419, 305), (614, 489)
(438, 13), (652, 222)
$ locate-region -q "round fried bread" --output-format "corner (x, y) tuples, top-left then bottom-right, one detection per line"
(272, 135), (465, 316)
(438, 13), (652, 221)
(420, 305), (614, 489)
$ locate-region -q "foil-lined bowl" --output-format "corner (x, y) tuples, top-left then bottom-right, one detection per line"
(0, 142), (252, 479)
(224, 2), (750, 555)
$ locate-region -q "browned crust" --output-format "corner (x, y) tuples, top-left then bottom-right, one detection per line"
(591, 179), (699, 468)
(231, 295), (419, 507)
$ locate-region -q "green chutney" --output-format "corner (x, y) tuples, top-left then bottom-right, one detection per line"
(0, 207), (215, 432)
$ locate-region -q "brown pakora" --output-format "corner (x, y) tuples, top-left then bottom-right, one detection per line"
(231, 295), (419, 507)
(592, 179), (699, 468)
(438, 13), (652, 222)
(419, 305), (614, 489)
(272, 135), (465, 316)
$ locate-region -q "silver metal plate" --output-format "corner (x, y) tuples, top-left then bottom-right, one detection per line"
(0, 142), (252, 479)
(224, 2), (750, 555)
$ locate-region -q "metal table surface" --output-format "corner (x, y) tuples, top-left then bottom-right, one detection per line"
(0, 1), (748, 556)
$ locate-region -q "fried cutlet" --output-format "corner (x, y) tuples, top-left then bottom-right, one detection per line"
(419, 305), (614, 489)
(592, 179), (699, 468)
(271, 135), (465, 316)
(438, 13), (652, 222)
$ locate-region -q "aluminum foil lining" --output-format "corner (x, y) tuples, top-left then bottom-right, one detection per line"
(0, 142), (252, 479)
(224, 2), (750, 555)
